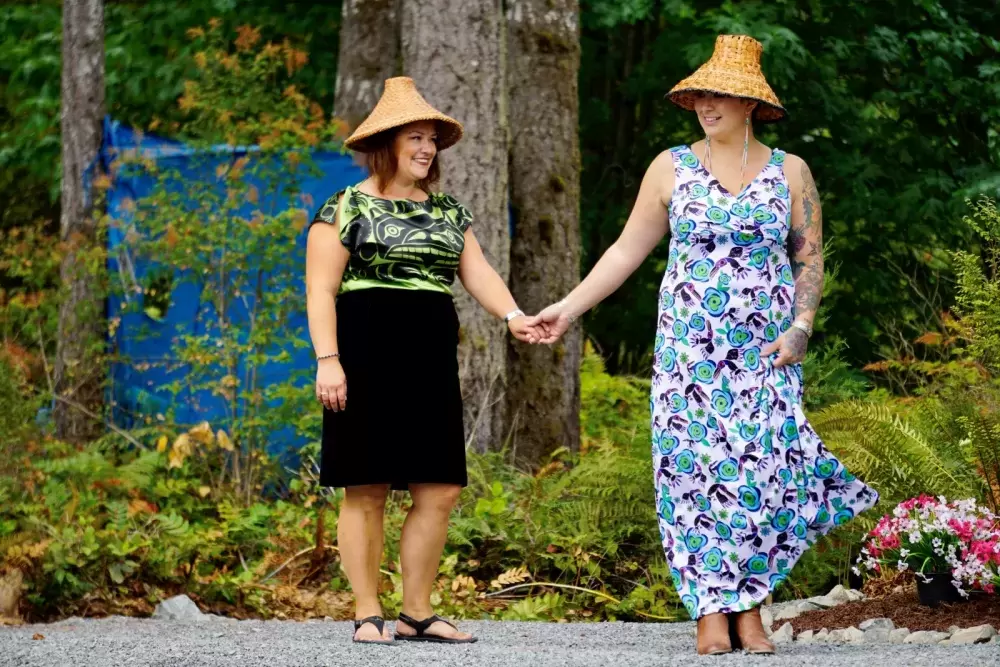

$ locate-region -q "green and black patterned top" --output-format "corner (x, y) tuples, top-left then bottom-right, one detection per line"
(311, 185), (473, 295)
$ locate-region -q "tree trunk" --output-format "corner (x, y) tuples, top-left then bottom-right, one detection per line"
(505, 0), (582, 466)
(334, 0), (400, 130)
(401, 0), (509, 453)
(54, 0), (105, 441)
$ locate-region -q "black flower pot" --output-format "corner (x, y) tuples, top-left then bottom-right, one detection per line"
(916, 572), (964, 607)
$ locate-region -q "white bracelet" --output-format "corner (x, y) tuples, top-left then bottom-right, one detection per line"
(503, 309), (524, 323)
(790, 320), (813, 338)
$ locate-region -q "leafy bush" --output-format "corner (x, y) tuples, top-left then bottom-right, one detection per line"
(818, 198), (1000, 513)
(0, 351), (686, 622)
(109, 24), (342, 499)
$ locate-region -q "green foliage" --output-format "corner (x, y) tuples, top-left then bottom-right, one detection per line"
(428, 351), (684, 621)
(800, 337), (870, 411)
(111, 24), (341, 497)
(0, 0), (342, 210)
(0, 219), (62, 386)
(5, 0), (998, 373)
(810, 199), (1000, 521)
(0, 350), (681, 622)
(0, 340), (907, 622)
(812, 400), (985, 506)
(0, 424), (315, 618)
(0, 355), (38, 454)
(954, 197), (1000, 373)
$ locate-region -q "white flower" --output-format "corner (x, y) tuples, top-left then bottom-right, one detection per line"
(899, 548), (911, 559)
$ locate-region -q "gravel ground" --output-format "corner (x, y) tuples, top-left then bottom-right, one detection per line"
(1, 617), (997, 667)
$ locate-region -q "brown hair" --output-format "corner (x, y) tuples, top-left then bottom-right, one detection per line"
(364, 126), (441, 194)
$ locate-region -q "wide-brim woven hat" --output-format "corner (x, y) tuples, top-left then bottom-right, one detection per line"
(668, 35), (786, 123)
(345, 77), (464, 152)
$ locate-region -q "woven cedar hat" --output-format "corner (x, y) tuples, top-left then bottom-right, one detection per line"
(345, 77), (464, 152)
(669, 35), (786, 123)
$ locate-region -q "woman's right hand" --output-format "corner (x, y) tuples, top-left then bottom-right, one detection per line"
(316, 357), (347, 411)
(525, 302), (574, 344)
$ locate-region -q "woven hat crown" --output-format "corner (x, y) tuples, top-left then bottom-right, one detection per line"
(669, 35), (786, 123)
(345, 77), (464, 152)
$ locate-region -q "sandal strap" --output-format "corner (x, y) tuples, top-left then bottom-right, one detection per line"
(398, 613), (456, 635)
(354, 615), (386, 635)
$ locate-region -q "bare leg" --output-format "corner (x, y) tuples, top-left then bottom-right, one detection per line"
(396, 483), (471, 640)
(338, 484), (391, 641)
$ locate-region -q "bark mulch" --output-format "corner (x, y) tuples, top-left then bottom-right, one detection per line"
(788, 590), (1000, 634)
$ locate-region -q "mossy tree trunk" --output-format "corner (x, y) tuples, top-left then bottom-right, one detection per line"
(334, 0), (400, 131)
(54, 0), (106, 441)
(401, 0), (510, 452)
(506, 0), (582, 466)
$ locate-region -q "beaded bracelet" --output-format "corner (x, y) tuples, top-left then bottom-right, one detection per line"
(317, 352), (341, 361)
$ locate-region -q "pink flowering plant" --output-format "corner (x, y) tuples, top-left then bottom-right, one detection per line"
(854, 495), (1000, 596)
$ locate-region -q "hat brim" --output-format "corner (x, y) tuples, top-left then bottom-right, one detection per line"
(668, 88), (787, 124)
(345, 114), (464, 153)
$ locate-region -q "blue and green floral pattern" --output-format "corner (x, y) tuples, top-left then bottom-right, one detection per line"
(652, 146), (878, 619)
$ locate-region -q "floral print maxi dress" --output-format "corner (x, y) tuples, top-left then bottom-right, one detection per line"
(652, 146), (878, 619)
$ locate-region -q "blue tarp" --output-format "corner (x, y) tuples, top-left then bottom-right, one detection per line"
(102, 117), (366, 453)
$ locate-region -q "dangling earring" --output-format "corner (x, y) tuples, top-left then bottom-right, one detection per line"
(704, 134), (712, 173)
(738, 114), (750, 193)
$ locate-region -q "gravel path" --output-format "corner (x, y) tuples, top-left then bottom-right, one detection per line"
(1, 617), (997, 667)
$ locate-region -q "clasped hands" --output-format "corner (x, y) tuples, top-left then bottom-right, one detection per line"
(509, 301), (575, 345)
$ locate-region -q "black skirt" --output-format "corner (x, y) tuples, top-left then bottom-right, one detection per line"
(319, 288), (467, 489)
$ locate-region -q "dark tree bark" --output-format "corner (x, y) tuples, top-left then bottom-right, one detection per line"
(55, 0), (106, 441)
(334, 0), (400, 130)
(505, 0), (582, 466)
(401, 0), (510, 453)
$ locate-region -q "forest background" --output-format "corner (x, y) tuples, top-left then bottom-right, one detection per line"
(0, 0), (998, 623)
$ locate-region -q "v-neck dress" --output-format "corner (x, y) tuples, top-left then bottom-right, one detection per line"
(652, 145), (879, 618)
(309, 185), (473, 489)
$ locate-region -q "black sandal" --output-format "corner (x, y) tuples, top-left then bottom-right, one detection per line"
(395, 613), (478, 644)
(352, 616), (393, 645)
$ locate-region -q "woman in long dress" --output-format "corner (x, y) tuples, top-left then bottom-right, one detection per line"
(529, 35), (878, 655)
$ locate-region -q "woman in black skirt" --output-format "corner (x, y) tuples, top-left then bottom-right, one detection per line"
(305, 77), (539, 645)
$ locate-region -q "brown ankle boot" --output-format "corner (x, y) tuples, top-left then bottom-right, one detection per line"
(696, 612), (733, 655)
(734, 607), (776, 654)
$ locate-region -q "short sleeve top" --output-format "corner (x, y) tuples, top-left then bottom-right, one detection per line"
(311, 185), (473, 295)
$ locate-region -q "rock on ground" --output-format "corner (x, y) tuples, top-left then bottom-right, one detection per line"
(771, 622), (794, 644)
(151, 595), (207, 622)
(859, 618), (895, 632)
(903, 630), (951, 645)
(889, 628), (910, 644)
(949, 625), (996, 645)
(842, 627), (866, 644)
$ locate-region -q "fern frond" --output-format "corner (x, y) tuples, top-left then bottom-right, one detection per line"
(813, 400), (980, 502)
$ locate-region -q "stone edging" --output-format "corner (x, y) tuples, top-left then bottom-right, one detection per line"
(761, 585), (999, 646)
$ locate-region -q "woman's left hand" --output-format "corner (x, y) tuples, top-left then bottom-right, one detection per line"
(508, 315), (542, 344)
(762, 328), (809, 368)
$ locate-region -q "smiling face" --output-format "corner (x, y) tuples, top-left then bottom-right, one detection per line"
(693, 93), (757, 138)
(393, 120), (438, 183)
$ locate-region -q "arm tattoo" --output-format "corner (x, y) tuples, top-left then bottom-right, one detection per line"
(785, 327), (809, 363)
(791, 161), (824, 319)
